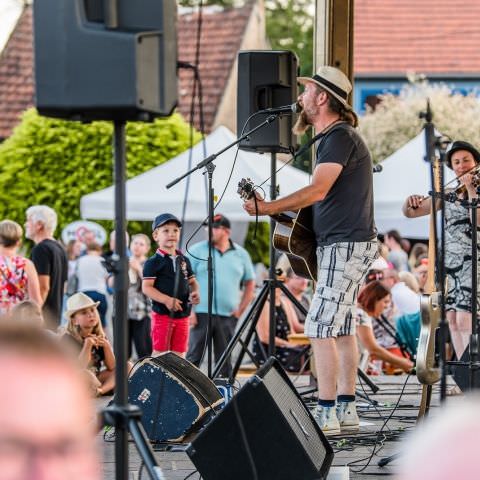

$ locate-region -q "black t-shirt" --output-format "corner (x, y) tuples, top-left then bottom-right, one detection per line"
(312, 123), (376, 245)
(31, 239), (68, 329)
(143, 250), (194, 318)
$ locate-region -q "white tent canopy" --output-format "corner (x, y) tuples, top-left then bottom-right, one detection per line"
(82, 126), (454, 243)
(373, 130), (455, 239)
(81, 126), (310, 245)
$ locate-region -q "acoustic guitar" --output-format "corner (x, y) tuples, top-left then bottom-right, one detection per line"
(237, 178), (317, 281)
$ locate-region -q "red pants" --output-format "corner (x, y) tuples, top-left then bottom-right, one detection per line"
(151, 312), (189, 353)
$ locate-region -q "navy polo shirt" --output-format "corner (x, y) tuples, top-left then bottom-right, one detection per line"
(143, 249), (195, 318)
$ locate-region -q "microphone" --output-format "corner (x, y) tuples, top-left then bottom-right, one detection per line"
(373, 164), (383, 173)
(258, 102), (302, 115)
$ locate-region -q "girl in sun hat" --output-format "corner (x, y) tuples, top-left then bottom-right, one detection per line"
(62, 292), (116, 396)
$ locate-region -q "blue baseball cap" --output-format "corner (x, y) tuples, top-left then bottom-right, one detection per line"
(152, 213), (181, 231)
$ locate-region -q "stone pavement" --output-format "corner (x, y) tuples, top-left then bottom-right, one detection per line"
(99, 373), (461, 479)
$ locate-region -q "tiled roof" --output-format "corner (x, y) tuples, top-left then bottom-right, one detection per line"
(177, 4), (253, 131)
(0, 3), (253, 139)
(354, 0), (480, 75)
(0, 6), (34, 140)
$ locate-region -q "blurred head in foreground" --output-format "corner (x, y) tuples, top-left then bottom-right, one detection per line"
(0, 321), (100, 480)
(399, 394), (480, 480)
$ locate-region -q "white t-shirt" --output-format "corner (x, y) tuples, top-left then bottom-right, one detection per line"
(76, 254), (108, 294)
(391, 282), (420, 316)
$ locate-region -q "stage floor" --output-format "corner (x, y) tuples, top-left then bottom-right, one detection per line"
(98, 373), (462, 479)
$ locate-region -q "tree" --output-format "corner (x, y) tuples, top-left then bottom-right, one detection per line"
(0, 109), (201, 241)
(359, 81), (480, 164)
(265, 0), (314, 77)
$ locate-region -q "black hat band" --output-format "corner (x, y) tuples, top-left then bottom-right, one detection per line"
(312, 74), (348, 100)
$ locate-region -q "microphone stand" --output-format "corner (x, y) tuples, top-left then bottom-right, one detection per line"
(167, 114), (280, 378)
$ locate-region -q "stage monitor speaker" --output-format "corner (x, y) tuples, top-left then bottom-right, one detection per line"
(450, 347), (480, 392)
(128, 353), (224, 442)
(33, 0), (177, 122)
(237, 50), (298, 154)
(187, 357), (334, 480)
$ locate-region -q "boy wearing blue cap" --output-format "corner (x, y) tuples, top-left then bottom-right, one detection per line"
(142, 213), (199, 357)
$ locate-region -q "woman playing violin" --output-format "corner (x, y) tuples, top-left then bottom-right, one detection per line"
(402, 140), (480, 359)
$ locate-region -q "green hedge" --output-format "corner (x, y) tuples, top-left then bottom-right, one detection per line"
(0, 108), (273, 262)
(0, 109), (201, 245)
(244, 221), (271, 266)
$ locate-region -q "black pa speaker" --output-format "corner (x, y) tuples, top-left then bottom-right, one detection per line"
(33, 0), (177, 121)
(187, 357), (334, 480)
(128, 353), (224, 442)
(237, 50), (298, 153)
(451, 347), (480, 392)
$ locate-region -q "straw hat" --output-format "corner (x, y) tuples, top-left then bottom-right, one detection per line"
(65, 292), (100, 320)
(297, 66), (353, 110)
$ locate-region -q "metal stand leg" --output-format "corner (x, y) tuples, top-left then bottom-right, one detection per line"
(105, 121), (164, 480)
(213, 281), (271, 382)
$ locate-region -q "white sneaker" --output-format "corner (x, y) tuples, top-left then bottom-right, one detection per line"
(312, 405), (340, 435)
(337, 400), (359, 430)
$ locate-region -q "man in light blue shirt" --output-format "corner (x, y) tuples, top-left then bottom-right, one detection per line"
(187, 214), (255, 377)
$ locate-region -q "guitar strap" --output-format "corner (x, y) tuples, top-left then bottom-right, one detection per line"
(293, 121), (346, 160)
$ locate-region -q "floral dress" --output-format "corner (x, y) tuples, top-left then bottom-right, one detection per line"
(0, 255), (27, 314)
(444, 200), (480, 312)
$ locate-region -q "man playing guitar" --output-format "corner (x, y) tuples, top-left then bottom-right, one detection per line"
(243, 66), (378, 434)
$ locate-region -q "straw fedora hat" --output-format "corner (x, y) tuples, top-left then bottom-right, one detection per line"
(65, 292), (100, 320)
(297, 66), (353, 110)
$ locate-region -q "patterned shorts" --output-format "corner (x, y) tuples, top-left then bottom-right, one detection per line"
(305, 240), (378, 339)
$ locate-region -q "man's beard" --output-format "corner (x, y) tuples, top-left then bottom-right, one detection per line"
(292, 110), (312, 136)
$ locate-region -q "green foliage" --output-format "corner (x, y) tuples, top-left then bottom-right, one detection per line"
(266, 0), (314, 77)
(243, 221), (271, 266)
(0, 109), (201, 241)
(359, 81), (480, 164)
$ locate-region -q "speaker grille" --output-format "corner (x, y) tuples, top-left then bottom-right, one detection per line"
(261, 366), (327, 469)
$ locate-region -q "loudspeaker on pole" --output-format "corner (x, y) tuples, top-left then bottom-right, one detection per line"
(237, 50), (299, 154)
(33, 0), (178, 121)
(187, 357), (334, 480)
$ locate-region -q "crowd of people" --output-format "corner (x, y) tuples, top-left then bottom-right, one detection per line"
(0, 204), (259, 398)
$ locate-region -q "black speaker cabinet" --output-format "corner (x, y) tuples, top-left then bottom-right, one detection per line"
(128, 353), (224, 442)
(34, 0), (177, 121)
(237, 50), (298, 153)
(187, 357), (333, 480)
(451, 347), (480, 392)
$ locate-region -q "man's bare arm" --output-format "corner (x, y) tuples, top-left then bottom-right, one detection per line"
(243, 162), (342, 216)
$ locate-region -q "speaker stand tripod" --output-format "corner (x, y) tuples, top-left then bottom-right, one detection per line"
(167, 116), (281, 381)
(213, 147), (290, 380)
